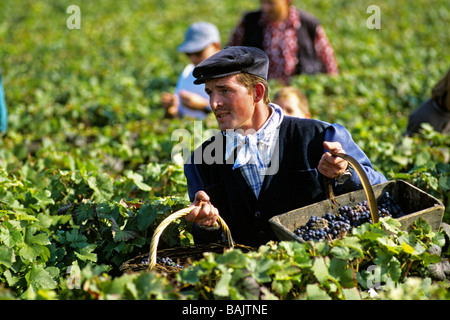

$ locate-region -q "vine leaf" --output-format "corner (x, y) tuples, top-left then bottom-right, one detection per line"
(71, 203), (96, 225)
(110, 218), (138, 242)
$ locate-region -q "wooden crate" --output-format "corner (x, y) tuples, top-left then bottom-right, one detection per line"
(269, 180), (445, 243)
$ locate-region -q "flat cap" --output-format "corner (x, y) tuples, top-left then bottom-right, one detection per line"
(193, 46), (269, 84)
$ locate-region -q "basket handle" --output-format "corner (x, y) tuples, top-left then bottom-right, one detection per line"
(148, 206), (234, 270)
(325, 153), (380, 224)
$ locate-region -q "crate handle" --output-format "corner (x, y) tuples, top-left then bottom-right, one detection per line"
(148, 206), (234, 270)
(326, 153), (380, 224)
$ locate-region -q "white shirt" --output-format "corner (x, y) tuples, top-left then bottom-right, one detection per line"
(175, 64), (211, 119)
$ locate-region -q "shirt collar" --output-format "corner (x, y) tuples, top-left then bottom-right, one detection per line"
(224, 104), (284, 169)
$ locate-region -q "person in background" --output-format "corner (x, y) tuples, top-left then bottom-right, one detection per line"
(161, 22), (221, 119)
(0, 70), (7, 134)
(405, 69), (450, 136)
(183, 46), (386, 247)
(273, 86), (311, 118)
(227, 0), (338, 84)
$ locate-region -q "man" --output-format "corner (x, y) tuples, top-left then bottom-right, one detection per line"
(227, 0), (338, 84)
(405, 68), (450, 136)
(161, 22), (221, 119)
(184, 46), (386, 247)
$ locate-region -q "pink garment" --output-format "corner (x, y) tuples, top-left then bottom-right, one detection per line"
(228, 6), (338, 83)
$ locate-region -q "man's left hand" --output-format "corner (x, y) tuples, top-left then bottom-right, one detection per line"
(318, 141), (349, 179)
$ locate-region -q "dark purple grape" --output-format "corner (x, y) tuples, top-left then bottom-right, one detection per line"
(294, 192), (404, 242)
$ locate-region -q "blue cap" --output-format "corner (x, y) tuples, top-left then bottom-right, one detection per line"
(193, 46), (269, 84)
(177, 22), (220, 54)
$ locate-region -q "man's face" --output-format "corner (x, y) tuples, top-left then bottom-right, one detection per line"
(204, 75), (256, 132)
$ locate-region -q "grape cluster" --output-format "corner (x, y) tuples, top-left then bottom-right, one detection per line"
(141, 255), (184, 269)
(158, 256), (184, 269)
(378, 191), (405, 218)
(294, 192), (405, 242)
(294, 213), (351, 241)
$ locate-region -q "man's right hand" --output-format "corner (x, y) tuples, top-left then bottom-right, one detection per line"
(185, 190), (219, 227)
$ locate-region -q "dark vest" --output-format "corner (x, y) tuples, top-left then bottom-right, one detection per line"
(240, 10), (327, 75)
(190, 117), (329, 247)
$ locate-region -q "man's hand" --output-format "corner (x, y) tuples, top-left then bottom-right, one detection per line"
(185, 190), (219, 227)
(179, 90), (209, 111)
(161, 92), (178, 118)
(161, 92), (175, 109)
(318, 141), (349, 179)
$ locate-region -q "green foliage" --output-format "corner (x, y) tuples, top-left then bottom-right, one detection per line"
(175, 218), (450, 300)
(0, 165), (191, 296)
(0, 0), (449, 300)
(41, 218), (449, 301)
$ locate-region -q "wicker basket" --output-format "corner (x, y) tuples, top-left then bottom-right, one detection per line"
(119, 207), (254, 277)
(269, 153), (445, 243)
